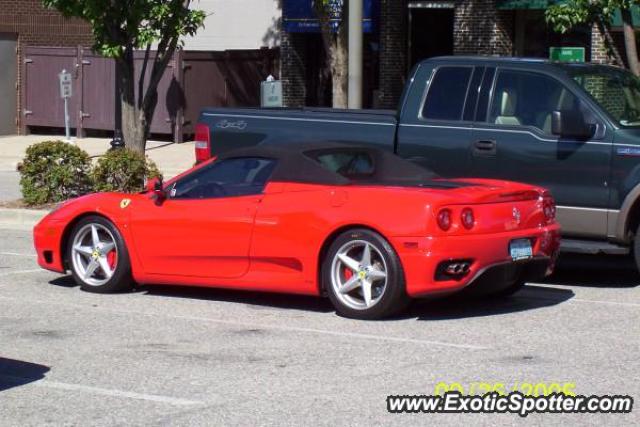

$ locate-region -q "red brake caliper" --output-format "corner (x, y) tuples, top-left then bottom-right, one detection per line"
(344, 267), (353, 280)
(107, 250), (117, 270)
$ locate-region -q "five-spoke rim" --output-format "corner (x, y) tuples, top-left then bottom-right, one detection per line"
(71, 223), (118, 287)
(330, 240), (388, 310)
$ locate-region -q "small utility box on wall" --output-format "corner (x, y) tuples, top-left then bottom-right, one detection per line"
(261, 75), (283, 108)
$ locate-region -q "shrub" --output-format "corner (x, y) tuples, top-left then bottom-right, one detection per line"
(19, 141), (92, 206)
(91, 148), (162, 193)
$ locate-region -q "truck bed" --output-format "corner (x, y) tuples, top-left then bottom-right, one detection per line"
(198, 107), (398, 156)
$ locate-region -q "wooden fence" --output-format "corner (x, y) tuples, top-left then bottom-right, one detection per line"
(22, 46), (279, 142)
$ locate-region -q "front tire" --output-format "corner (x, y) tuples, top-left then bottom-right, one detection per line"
(323, 228), (409, 320)
(67, 215), (133, 293)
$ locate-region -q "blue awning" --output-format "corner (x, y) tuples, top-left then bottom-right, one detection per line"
(282, 0), (377, 33)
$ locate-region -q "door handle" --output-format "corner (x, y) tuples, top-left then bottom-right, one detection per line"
(472, 140), (497, 156)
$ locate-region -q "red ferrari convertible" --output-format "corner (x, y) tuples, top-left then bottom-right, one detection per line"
(34, 143), (560, 319)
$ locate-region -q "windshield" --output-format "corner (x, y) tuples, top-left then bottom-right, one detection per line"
(565, 65), (640, 127)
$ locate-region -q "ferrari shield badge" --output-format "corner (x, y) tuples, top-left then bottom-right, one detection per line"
(120, 198), (131, 209)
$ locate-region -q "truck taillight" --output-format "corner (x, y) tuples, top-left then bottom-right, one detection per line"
(194, 123), (211, 163)
(461, 208), (475, 229)
(437, 209), (452, 231)
(542, 192), (556, 223)
(538, 191), (556, 223)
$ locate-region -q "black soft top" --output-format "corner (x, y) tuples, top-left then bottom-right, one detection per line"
(217, 142), (466, 188)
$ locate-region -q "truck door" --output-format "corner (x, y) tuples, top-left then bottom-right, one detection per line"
(396, 65), (484, 178)
(470, 68), (612, 238)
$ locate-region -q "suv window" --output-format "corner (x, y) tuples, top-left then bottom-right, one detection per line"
(422, 67), (473, 121)
(489, 70), (580, 133)
(171, 157), (276, 199)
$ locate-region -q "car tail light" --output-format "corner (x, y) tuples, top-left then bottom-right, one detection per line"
(437, 209), (452, 231)
(542, 193), (556, 222)
(461, 208), (475, 230)
(194, 123), (211, 163)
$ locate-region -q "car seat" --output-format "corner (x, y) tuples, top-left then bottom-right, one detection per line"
(494, 89), (521, 126)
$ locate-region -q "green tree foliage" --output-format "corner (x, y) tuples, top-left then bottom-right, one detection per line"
(42, 1), (206, 152)
(91, 149), (162, 193)
(546, 0), (638, 74)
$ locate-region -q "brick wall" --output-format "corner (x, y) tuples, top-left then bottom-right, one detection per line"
(590, 24), (640, 72)
(0, 0), (92, 133)
(590, 24), (610, 64)
(377, 0), (407, 109)
(280, 31), (307, 107)
(454, 0), (513, 56)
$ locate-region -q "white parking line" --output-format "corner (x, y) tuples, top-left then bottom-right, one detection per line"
(0, 374), (203, 406)
(40, 380), (204, 406)
(168, 315), (490, 350)
(0, 252), (37, 257)
(0, 295), (488, 350)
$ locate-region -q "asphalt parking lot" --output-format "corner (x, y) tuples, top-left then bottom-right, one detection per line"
(0, 227), (638, 426)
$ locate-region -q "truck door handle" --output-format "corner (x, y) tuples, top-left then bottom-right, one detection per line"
(473, 140), (497, 156)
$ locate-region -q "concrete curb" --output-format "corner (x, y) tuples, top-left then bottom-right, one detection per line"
(0, 208), (50, 230)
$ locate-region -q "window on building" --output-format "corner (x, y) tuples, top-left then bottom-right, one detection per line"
(488, 70), (580, 134)
(422, 67), (473, 121)
(170, 158), (276, 199)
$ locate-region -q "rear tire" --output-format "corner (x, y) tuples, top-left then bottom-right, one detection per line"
(66, 215), (134, 293)
(323, 228), (409, 320)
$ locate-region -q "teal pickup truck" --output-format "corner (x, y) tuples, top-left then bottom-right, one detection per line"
(194, 56), (640, 271)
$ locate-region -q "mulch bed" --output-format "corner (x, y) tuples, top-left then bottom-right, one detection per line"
(0, 200), (57, 210)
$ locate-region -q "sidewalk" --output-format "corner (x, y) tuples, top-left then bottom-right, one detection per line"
(0, 134), (196, 202)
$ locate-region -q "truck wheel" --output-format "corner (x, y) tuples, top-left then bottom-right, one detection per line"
(67, 215), (134, 293)
(323, 228), (409, 320)
(633, 223), (640, 273)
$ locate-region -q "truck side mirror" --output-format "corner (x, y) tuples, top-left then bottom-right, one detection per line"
(551, 110), (593, 139)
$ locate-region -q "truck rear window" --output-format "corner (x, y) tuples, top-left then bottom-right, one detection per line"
(422, 67), (473, 121)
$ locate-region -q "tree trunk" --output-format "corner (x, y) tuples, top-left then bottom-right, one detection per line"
(330, 26), (349, 108)
(315, 3), (349, 108)
(595, 19), (625, 67)
(621, 8), (640, 76)
(116, 49), (163, 154)
(117, 50), (146, 154)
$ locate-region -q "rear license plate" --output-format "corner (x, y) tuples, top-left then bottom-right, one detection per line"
(509, 239), (532, 261)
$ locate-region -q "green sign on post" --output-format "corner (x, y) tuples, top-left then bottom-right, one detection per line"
(549, 47), (585, 62)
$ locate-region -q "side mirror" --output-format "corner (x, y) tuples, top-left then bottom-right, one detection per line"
(551, 110), (593, 139)
(145, 177), (166, 203)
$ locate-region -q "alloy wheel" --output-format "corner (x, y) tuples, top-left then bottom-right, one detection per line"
(330, 240), (388, 310)
(71, 223), (118, 287)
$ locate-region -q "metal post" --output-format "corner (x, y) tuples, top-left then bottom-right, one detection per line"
(110, 60), (125, 150)
(59, 69), (73, 142)
(64, 96), (70, 141)
(348, 0), (363, 109)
